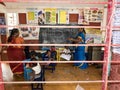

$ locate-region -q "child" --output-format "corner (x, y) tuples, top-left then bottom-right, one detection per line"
(50, 46), (57, 60)
(24, 51), (41, 81)
(42, 50), (56, 72)
(25, 58), (41, 81)
(61, 46), (71, 55)
(60, 46), (71, 61)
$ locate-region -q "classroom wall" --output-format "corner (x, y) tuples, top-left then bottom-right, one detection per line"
(0, 1), (107, 50)
(0, 4), (6, 13)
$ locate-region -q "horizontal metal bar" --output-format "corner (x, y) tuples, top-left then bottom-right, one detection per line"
(108, 80), (120, 83)
(0, 0), (109, 4)
(0, 61), (105, 63)
(1, 60), (120, 64)
(0, 44), (106, 47)
(0, 25), (103, 29)
(0, 80), (104, 84)
(111, 44), (120, 47)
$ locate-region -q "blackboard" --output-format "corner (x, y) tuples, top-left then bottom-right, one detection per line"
(39, 24), (79, 45)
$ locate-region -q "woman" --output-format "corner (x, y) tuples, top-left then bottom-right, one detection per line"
(7, 28), (25, 75)
(69, 28), (88, 69)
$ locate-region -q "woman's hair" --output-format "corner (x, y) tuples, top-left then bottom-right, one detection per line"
(83, 28), (86, 34)
(79, 24), (86, 34)
(80, 28), (86, 34)
(7, 28), (19, 42)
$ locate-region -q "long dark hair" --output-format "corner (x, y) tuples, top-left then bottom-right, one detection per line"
(79, 24), (86, 34)
(7, 28), (19, 43)
(83, 29), (86, 34)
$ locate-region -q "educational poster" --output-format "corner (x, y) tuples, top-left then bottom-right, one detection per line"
(112, 31), (120, 54)
(44, 8), (56, 24)
(38, 10), (45, 25)
(58, 9), (68, 24)
(20, 27), (39, 40)
(85, 28), (102, 44)
(7, 13), (17, 30)
(78, 9), (89, 25)
(27, 8), (38, 24)
(68, 8), (79, 24)
(113, 7), (120, 26)
(0, 17), (6, 35)
(28, 12), (35, 20)
(112, 6), (120, 54)
(84, 8), (104, 22)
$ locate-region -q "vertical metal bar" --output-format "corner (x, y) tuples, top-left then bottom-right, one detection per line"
(102, 0), (114, 90)
(0, 35), (4, 90)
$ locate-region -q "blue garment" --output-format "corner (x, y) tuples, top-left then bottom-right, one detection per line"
(23, 59), (33, 81)
(74, 32), (88, 69)
(42, 53), (56, 67)
(77, 32), (86, 43)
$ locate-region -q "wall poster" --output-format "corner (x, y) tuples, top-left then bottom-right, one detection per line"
(112, 6), (120, 54)
(20, 26), (39, 40)
(0, 17), (6, 35)
(38, 10), (45, 25)
(78, 9), (89, 25)
(84, 8), (104, 23)
(58, 9), (68, 24)
(27, 8), (38, 24)
(85, 28), (102, 44)
(44, 8), (56, 24)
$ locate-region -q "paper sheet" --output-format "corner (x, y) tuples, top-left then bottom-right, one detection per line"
(60, 54), (71, 61)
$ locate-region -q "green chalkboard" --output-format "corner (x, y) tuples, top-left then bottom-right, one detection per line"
(39, 24), (79, 44)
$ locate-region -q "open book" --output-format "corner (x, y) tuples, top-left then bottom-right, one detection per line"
(60, 54), (71, 61)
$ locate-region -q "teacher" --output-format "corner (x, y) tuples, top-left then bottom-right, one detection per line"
(68, 28), (88, 69)
(7, 28), (25, 75)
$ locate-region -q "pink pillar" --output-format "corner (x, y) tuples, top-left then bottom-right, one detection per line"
(0, 35), (4, 90)
(102, 0), (113, 90)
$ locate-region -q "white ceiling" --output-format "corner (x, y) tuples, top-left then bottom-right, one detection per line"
(3, 0), (108, 9)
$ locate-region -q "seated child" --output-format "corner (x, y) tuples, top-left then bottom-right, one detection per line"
(30, 50), (39, 60)
(61, 46), (71, 54)
(42, 50), (56, 72)
(50, 46), (57, 60)
(24, 50), (41, 81)
(25, 58), (41, 81)
(60, 46), (71, 61)
(42, 50), (53, 64)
